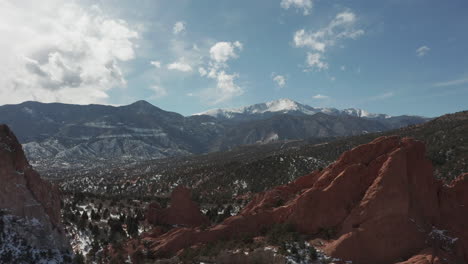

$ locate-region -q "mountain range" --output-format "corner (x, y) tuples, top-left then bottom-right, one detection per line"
(0, 99), (428, 170)
(0, 103), (466, 264)
(2, 117), (467, 263)
(195, 98), (392, 120)
(54, 110), (468, 205)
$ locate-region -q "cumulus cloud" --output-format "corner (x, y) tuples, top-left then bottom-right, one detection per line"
(280, 0), (313, 15)
(161, 39), (243, 104)
(209, 41), (243, 64)
(272, 74), (286, 88)
(0, 0), (138, 105)
(167, 59), (193, 72)
(194, 41), (244, 104)
(211, 71), (243, 104)
(167, 39), (205, 75)
(416, 45), (430, 57)
(173, 21), (186, 35)
(293, 10), (363, 70)
(198, 67), (208, 77)
(306, 53), (328, 70)
(294, 29), (326, 52)
(312, 94), (329, 99)
(294, 11), (363, 51)
(150, 61), (161, 68)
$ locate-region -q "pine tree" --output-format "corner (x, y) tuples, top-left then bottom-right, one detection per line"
(81, 211), (89, 221)
(91, 210), (96, 221)
(126, 216), (139, 238)
(103, 208), (110, 219)
(73, 252), (85, 264)
(0, 215), (4, 234)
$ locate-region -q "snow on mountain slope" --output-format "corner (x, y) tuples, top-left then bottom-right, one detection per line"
(0, 100), (428, 173)
(194, 98), (391, 120)
(263, 98), (303, 112)
(195, 99), (312, 117)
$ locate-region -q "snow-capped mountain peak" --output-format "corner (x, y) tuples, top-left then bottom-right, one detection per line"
(264, 98), (300, 112)
(195, 98), (316, 118)
(193, 98), (389, 120)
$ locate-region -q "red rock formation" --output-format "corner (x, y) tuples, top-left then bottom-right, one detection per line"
(147, 186), (209, 228)
(395, 248), (450, 264)
(322, 137), (440, 263)
(140, 136), (468, 264)
(0, 124), (68, 249)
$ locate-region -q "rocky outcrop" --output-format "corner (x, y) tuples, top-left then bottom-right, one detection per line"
(0, 124), (69, 252)
(395, 248), (454, 264)
(147, 186), (209, 228)
(321, 137), (439, 263)
(142, 136), (468, 264)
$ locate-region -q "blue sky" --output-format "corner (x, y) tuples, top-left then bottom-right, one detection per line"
(0, 0), (467, 117)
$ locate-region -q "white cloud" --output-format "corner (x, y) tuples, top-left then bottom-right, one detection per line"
(294, 29), (326, 52)
(416, 45), (430, 57)
(306, 53), (328, 70)
(167, 59), (193, 72)
(209, 41), (243, 63)
(340, 65), (346, 71)
(433, 77), (468, 87)
(332, 12), (358, 28)
(272, 74), (286, 88)
(211, 71), (243, 104)
(198, 67), (208, 77)
(293, 11), (363, 70)
(294, 11), (363, 52)
(0, 0), (138, 105)
(150, 61), (161, 68)
(193, 41), (244, 104)
(280, 0), (313, 16)
(312, 94), (329, 99)
(207, 68), (218, 79)
(168, 39), (205, 73)
(173, 21), (186, 35)
(149, 85), (167, 99)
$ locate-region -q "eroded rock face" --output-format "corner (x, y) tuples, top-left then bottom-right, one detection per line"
(395, 248), (450, 264)
(322, 137), (440, 263)
(0, 124), (68, 251)
(142, 136), (468, 264)
(147, 186), (209, 228)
